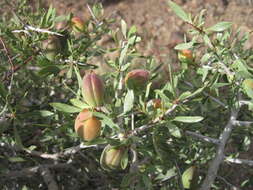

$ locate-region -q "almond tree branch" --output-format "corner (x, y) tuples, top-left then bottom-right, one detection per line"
(185, 131), (220, 145)
(40, 167), (59, 190)
(199, 108), (239, 190)
(1, 163), (71, 179)
(129, 101), (186, 136)
(225, 157), (253, 167)
(232, 120), (253, 127)
(1, 142), (101, 161)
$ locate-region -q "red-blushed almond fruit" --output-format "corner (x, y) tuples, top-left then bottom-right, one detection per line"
(71, 16), (85, 32)
(125, 69), (149, 91)
(82, 73), (105, 107)
(152, 99), (162, 109)
(178, 49), (194, 64)
(74, 109), (101, 141)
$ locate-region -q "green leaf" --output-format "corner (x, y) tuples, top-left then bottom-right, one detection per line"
(168, 1), (190, 22)
(203, 34), (213, 48)
(8, 157), (26, 163)
(174, 42), (194, 50)
(38, 65), (60, 76)
(119, 44), (129, 65)
(178, 91), (192, 101)
(243, 79), (253, 99)
(155, 90), (171, 103)
(173, 116), (203, 123)
(14, 126), (24, 149)
(121, 19), (127, 38)
(128, 25), (137, 37)
(182, 166), (196, 189)
(38, 110), (54, 117)
(0, 83), (7, 99)
(70, 98), (89, 109)
(167, 123), (181, 138)
(93, 112), (120, 130)
(123, 90), (134, 113)
(121, 149), (129, 169)
(207, 22), (232, 32)
(50, 103), (82, 113)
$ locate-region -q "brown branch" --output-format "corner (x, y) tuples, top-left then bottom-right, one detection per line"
(0, 37), (14, 73)
(199, 109), (239, 190)
(225, 157), (253, 167)
(129, 100), (188, 136)
(185, 130), (220, 145)
(1, 163), (71, 179)
(40, 167), (59, 190)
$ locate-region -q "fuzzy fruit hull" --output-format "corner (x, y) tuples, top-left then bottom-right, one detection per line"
(71, 17), (85, 32)
(101, 145), (124, 170)
(74, 110), (101, 141)
(105, 148), (122, 168)
(178, 49), (194, 63)
(82, 117), (101, 141)
(125, 69), (149, 91)
(152, 99), (162, 109)
(82, 73), (105, 107)
(42, 36), (61, 61)
(74, 109), (92, 132)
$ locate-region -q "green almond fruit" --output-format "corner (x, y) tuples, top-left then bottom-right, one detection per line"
(100, 145), (127, 170)
(82, 73), (105, 107)
(125, 69), (149, 92)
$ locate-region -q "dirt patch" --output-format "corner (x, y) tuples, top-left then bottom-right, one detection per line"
(47, 0), (253, 60)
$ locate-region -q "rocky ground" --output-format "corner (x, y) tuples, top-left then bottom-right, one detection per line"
(47, 0), (253, 61)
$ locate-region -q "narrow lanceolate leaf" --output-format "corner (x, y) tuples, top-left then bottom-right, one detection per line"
(174, 42), (194, 50)
(207, 22), (232, 32)
(173, 116), (204, 123)
(182, 166), (196, 189)
(168, 1), (191, 22)
(121, 19), (127, 38)
(124, 90), (134, 113)
(70, 98), (90, 109)
(50, 103), (82, 113)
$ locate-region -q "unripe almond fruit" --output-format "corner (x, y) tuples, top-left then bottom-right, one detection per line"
(243, 78), (253, 98)
(42, 36), (61, 61)
(71, 16), (85, 32)
(100, 145), (126, 170)
(82, 73), (105, 107)
(125, 69), (149, 91)
(152, 99), (162, 109)
(74, 109), (101, 141)
(178, 49), (194, 64)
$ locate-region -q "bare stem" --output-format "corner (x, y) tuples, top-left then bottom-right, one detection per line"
(40, 167), (59, 190)
(199, 109), (239, 190)
(185, 131), (220, 145)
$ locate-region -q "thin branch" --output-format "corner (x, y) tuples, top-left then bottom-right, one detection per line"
(232, 120), (253, 127)
(199, 109), (239, 190)
(12, 25), (63, 36)
(184, 81), (227, 108)
(40, 167), (59, 190)
(130, 100), (188, 136)
(0, 37), (14, 73)
(225, 157), (253, 167)
(86, 4), (99, 25)
(185, 130), (220, 145)
(1, 163), (71, 179)
(216, 175), (241, 190)
(1, 142), (101, 161)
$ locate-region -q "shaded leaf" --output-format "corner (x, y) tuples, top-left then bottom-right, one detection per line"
(173, 116), (203, 123)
